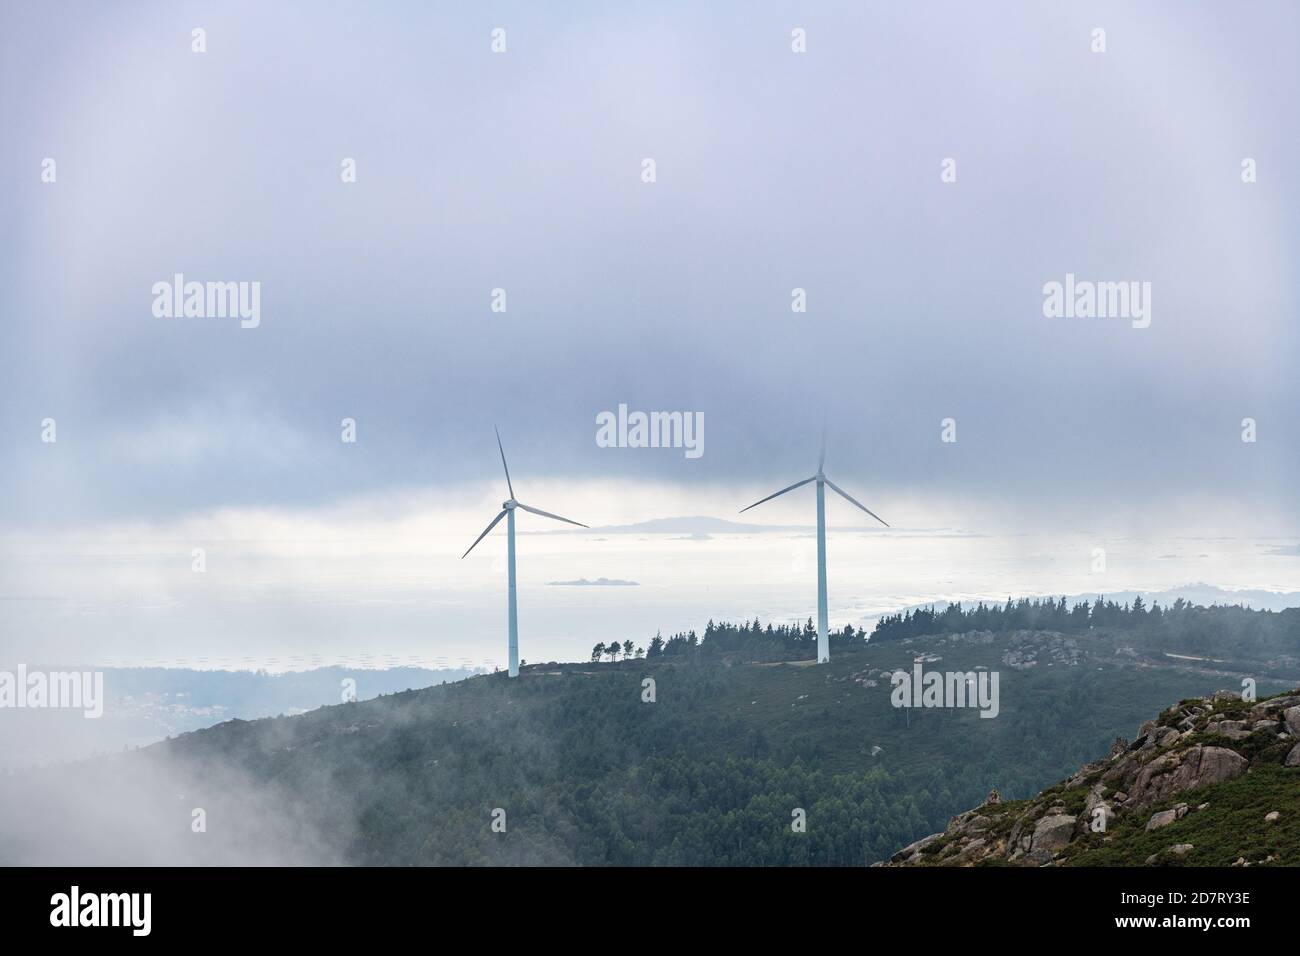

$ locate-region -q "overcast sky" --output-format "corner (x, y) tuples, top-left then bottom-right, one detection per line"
(1, 2), (1297, 669)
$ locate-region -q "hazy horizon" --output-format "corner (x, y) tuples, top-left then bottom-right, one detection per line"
(3, 1), (1297, 673)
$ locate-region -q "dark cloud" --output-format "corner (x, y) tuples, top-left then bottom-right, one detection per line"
(1, 1), (1296, 530)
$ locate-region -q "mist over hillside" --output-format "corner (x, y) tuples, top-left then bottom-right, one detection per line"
(0, 666), (477, 771)
(3, 602), (1297, 866)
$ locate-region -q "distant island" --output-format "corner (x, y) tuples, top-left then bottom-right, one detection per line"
(546, 577), (640, 587)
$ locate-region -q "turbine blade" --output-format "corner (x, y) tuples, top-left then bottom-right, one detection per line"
(462, 509), (508, 558)
(516, 502), (588, 529)
(738, 476), (816, 513)
(824, 478), (889, 527)
(494, 425), (515, 499)
(818, 425), (826, 472)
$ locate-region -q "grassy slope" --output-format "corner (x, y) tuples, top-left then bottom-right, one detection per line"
(1061, 693), (1300, 866)
(1060, 764), (1300, 866)
(903, 690), (1300, 867)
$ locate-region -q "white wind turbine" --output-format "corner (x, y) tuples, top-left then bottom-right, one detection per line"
(740, 431), (888, 664)
(462, 427), (588, 677)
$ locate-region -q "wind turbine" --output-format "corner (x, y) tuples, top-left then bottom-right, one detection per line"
(740, 431), (888, 664)
(462, 427), (588, 677)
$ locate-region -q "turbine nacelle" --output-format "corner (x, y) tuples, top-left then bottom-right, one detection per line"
(738, 429), (889, 666)
(739, 429), (886, 526)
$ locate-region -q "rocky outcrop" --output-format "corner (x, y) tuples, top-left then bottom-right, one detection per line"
(1205, 719), (1251, 740)
(1146, 843), (1193, 864)
(1031, 814), (1077, 853)
(1285, 706), (1300, 738)
(1145, 803), (1188, 830)
(1249, 694), (1300, 719)
(1000, 632), (1082, 670)
(884, 686), (1300, 867)
(886, 832), (943, 865)
(1120, 745), (1247, 808)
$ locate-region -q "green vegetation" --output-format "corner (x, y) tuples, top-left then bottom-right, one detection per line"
(145, 604), (1297, 865)
(873, 597), (1300, 668)
(1062, 765), (1300, 866)
(596, 618), (869, 665)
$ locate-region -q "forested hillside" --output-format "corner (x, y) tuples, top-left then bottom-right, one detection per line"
(3, 601), (1296, 866)
(872, 597), (1300, 666)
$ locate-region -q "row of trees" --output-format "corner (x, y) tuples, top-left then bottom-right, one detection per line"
(592, 618), (870, 665)
(871, 595), (1200, 642)
(591, 640), (644, 662)
(588, 598), (1300, 664)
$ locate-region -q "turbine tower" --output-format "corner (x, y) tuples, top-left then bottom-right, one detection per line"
(462, 427), (588, 677)
(740, 430), (888, 664)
